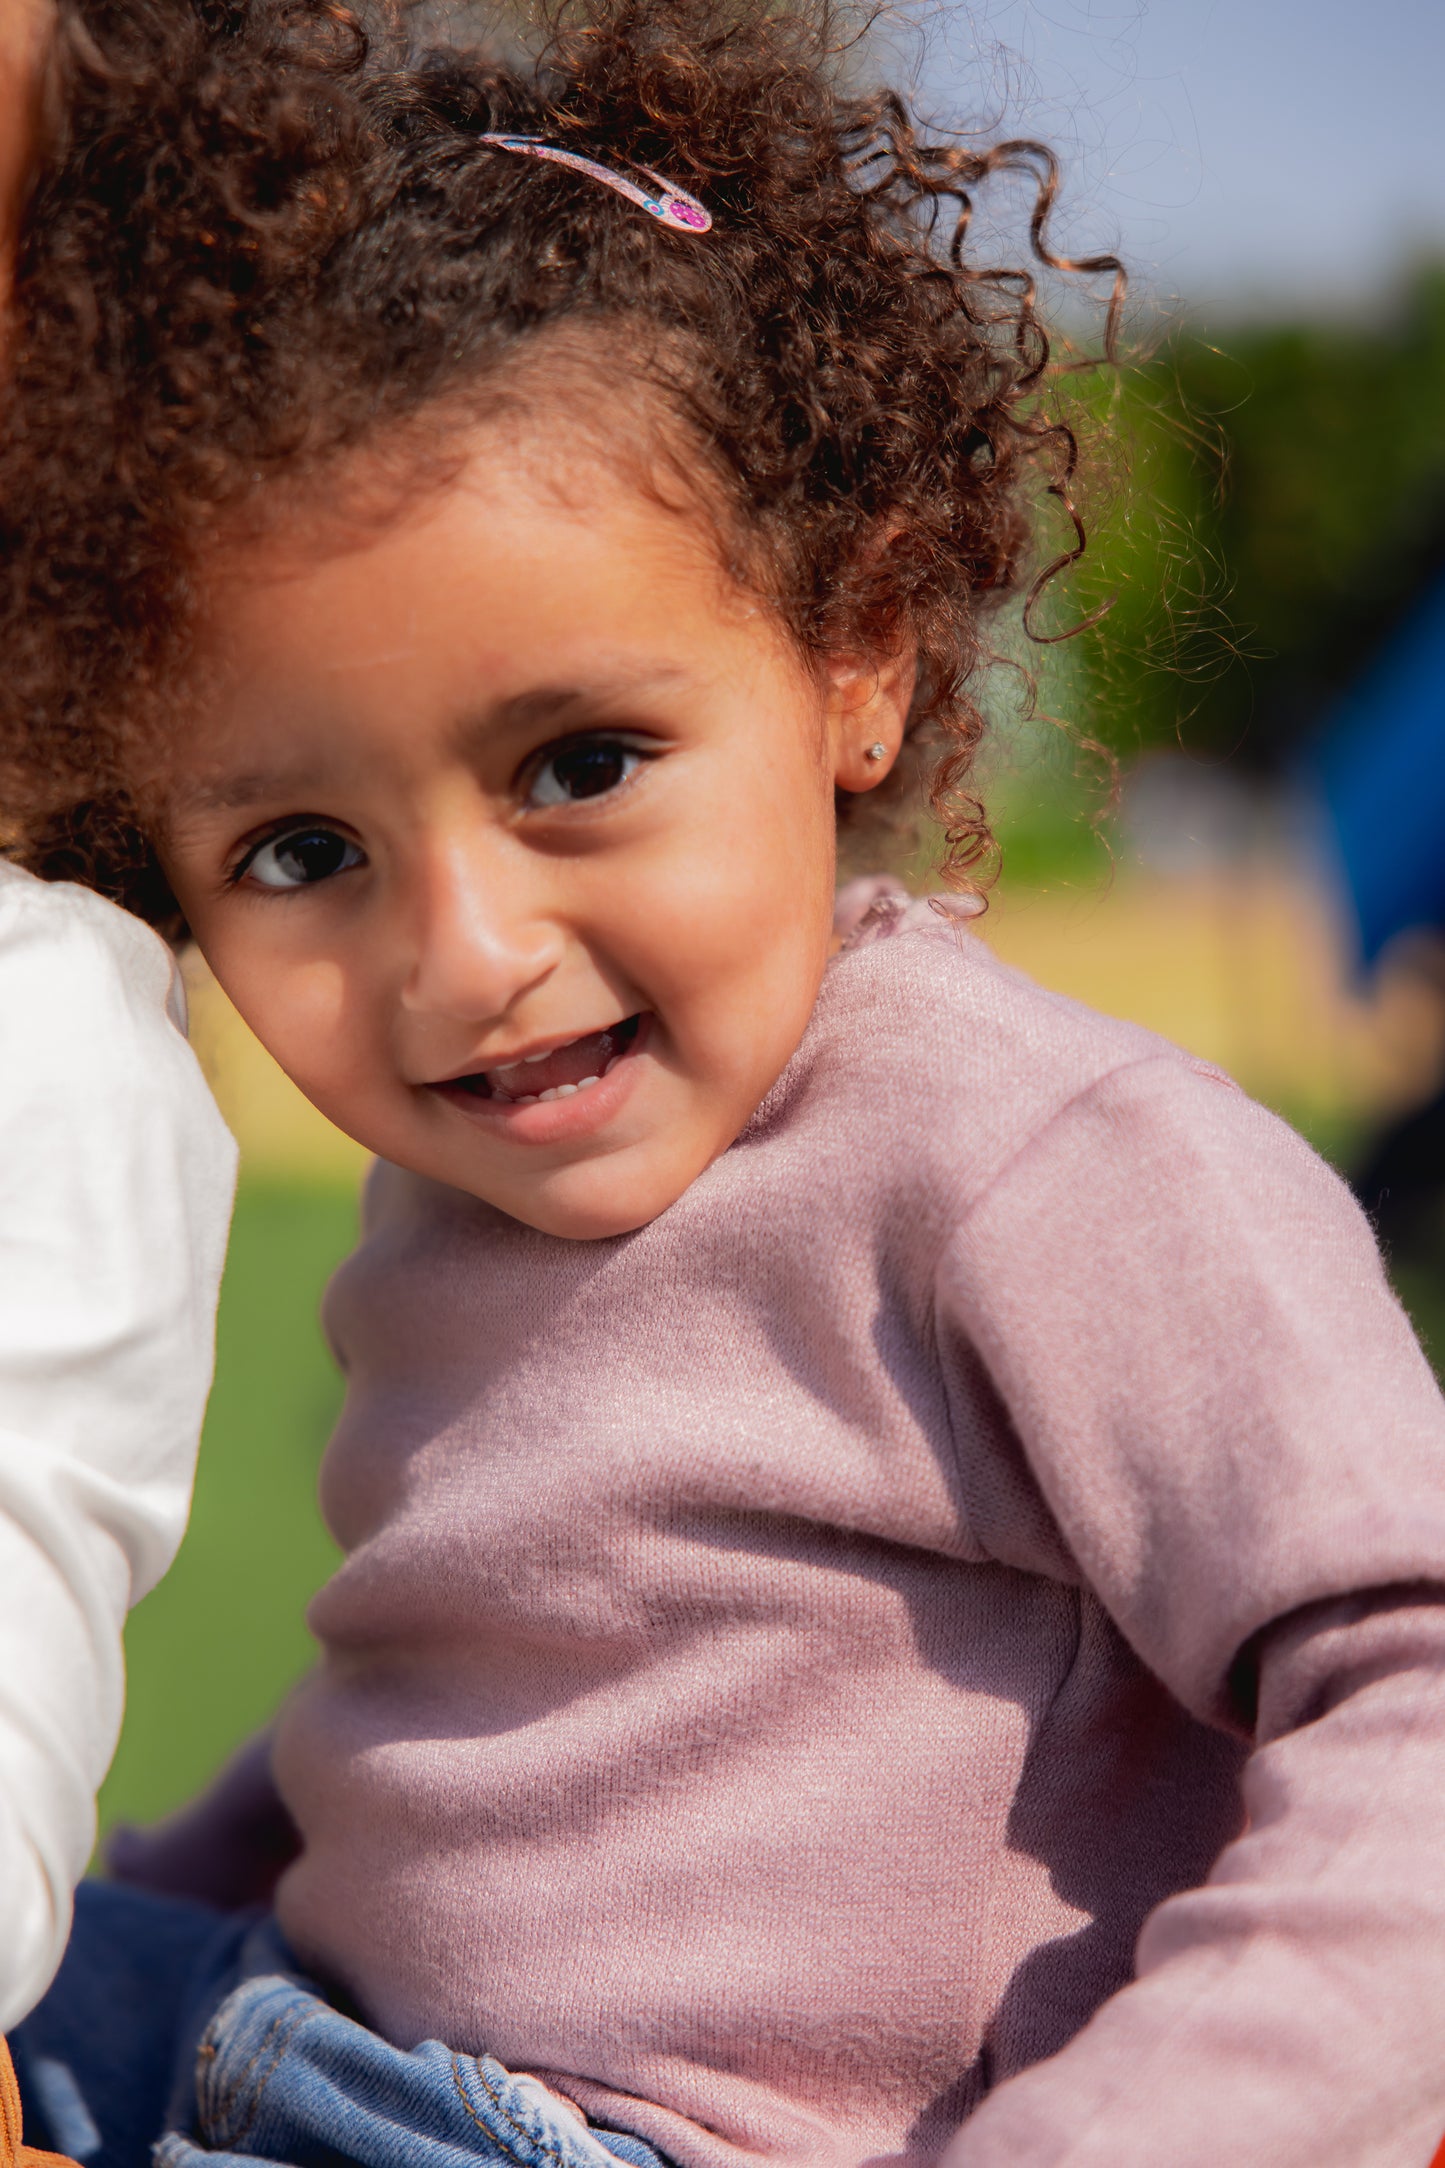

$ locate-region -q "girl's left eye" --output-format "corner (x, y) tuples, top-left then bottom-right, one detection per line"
(526, 738), (646, 809)
(240, 825), (365, 891)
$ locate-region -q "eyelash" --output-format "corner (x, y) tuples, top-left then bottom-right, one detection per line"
(230, 823), (364, 893)
(520, 732), (656, 810)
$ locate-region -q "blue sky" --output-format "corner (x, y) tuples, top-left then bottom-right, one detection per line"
(906, 0), (1445, 315)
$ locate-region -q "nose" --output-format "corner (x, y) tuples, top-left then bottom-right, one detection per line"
(399, 825), (564, 1027)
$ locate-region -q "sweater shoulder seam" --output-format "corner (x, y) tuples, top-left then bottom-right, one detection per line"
(950, 1049), (1202, 1238)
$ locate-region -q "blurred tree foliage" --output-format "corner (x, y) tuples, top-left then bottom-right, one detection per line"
(1060, 262), (1445, 766)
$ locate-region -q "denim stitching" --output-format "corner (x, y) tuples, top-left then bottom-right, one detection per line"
(203, 2000), (316, 2152)
(450, 2058), (567, 2168)
(202, 2003), (291, 2131)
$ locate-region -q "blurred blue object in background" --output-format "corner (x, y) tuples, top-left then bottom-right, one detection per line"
(1317, 571), (1445, 968)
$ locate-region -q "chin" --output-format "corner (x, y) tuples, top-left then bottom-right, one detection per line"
(493, 1145), (709, 1243)
(506, 1187), (678, 1243)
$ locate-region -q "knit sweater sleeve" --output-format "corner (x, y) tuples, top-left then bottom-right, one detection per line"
(933, 1053), (1445, 2167)
(0, 870), (236, 2032)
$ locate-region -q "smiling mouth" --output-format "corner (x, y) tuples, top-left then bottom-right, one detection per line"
(442, 1014), (644, 1105)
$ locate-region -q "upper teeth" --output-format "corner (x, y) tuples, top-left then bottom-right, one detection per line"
(491, 1048), (556, 1079)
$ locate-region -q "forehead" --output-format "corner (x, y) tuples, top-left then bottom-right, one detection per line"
(203, 406), (745, 649)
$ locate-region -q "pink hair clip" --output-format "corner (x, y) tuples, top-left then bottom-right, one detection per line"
(479, 136), (712, 235)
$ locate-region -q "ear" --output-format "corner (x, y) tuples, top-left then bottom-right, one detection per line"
(825, 644), (917, 793)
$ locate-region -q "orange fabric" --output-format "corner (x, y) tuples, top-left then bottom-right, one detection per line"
(1430, 2135), (1445, 2168)
(0, 2038), (79, 2168)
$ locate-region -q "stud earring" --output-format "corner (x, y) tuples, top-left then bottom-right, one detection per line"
(865, 742), (888, 763)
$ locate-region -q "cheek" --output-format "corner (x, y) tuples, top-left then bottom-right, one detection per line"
(659, 723), (835, 915)
(208, 939), (374, 1089)
(610, 733), (835, 1022)
(616, 844), (832, 1066)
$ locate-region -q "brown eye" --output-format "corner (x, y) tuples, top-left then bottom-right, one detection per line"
(245, 825), (364, 890)
(528, 739), (642, 807)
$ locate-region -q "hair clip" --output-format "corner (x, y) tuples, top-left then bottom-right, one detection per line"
(479, 136), (712, 235)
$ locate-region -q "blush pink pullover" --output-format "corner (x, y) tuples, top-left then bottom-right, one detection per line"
(272, 889), (1445, 2168)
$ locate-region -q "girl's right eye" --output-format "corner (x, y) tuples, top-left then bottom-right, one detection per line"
(239, 825), (365, 892)
(525, 735), (650, 809)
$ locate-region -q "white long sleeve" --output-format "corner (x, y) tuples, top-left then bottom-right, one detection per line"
(0, 863), (236, 2030)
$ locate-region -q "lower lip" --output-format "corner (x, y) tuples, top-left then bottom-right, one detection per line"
(427, 1016), (652, 1147)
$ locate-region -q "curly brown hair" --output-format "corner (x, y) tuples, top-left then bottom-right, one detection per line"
(0, 0), (1121, 922)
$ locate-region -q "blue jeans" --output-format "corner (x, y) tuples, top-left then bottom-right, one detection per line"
(11, 1884), (667, 2168)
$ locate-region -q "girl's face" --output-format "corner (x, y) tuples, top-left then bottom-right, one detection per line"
(158, 422), (906, 1238)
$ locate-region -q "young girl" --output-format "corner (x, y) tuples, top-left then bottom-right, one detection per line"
(8, 4), (1445, 2166)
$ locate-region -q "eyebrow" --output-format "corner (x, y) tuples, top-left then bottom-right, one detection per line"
(171, 767), (340, 817)
(171, 669), (692, 819)
(462, 671), (690, 750)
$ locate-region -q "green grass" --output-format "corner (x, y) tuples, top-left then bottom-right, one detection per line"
(1388, 1254), (1445, 1383)
(98, 1179), (358, 1836)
